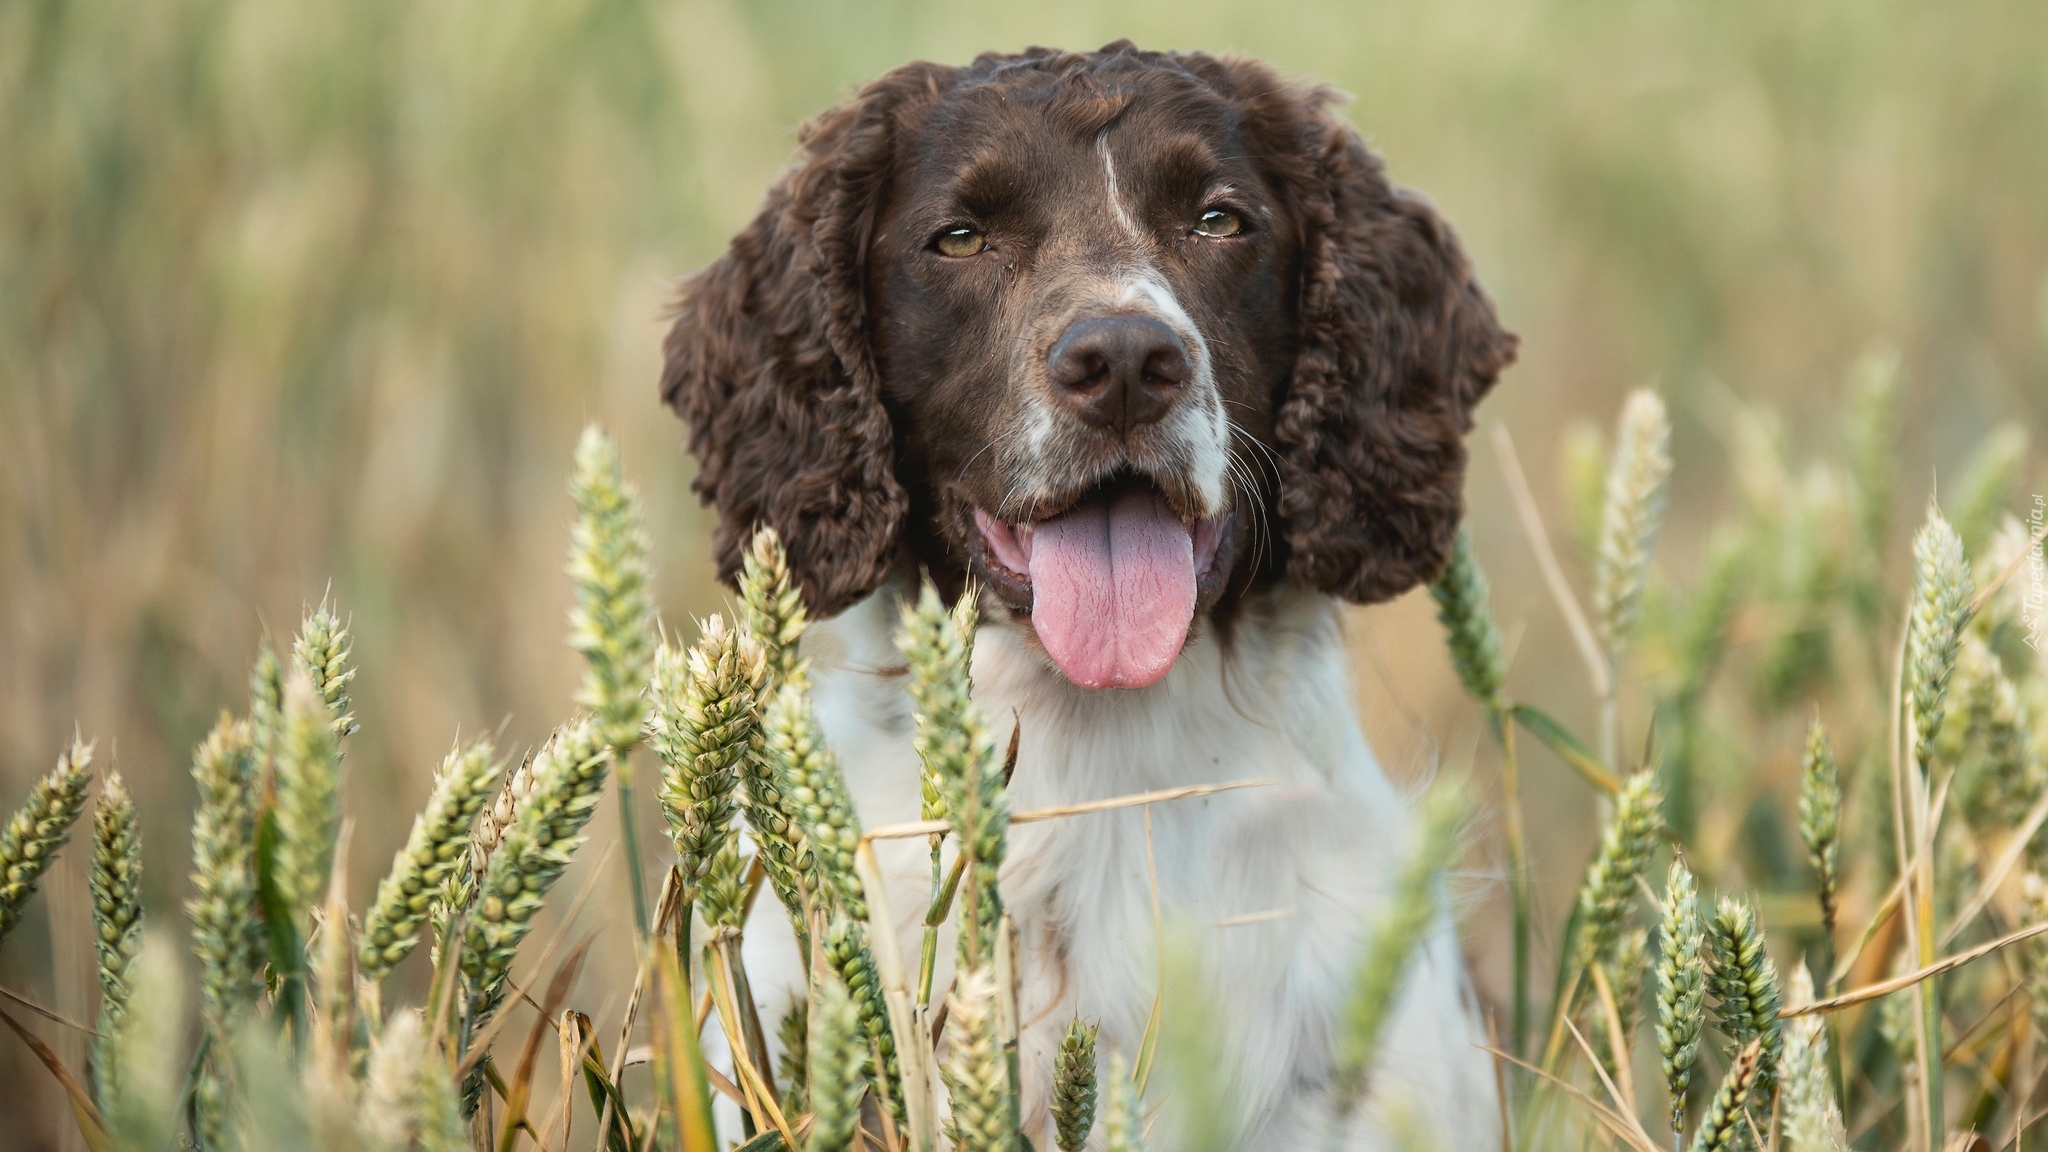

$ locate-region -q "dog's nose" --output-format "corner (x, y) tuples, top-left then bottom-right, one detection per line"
(1047, 315), (1189, 433)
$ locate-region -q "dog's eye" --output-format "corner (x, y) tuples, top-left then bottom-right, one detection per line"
(1193, 209), (1243, 238)
(934, 227), (988, 257)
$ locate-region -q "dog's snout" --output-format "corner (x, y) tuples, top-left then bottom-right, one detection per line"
(1046, 314), (1189, 433)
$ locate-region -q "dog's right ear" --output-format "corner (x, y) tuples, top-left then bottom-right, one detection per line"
(662, 67), (943, 618)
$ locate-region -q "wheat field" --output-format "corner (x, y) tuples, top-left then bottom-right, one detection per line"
(3, 0), (2047, 1148)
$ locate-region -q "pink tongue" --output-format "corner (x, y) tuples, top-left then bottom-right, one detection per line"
(1027, 488), (1196, 689)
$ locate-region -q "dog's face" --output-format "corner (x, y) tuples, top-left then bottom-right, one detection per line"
(663, 44), (1515, 690)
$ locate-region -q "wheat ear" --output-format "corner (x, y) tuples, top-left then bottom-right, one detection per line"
(568, 425), (657, 755)
(1706, 896), (1784, 1093)
(740, 525), (810, 687)
(1431, 527), (1509, 708)
(359, 738), (501, 984)
(1655, 860), (1707, 1141)
(823, 916), (904, 1122)
(1797, 716), (1841, 938)
(765, 681), (866, 921)
(1574, 770), (1664, 970)
(1592, 388), (1674, 657)
(944, 965), (1012, 1152)
(807, 974), (864, 1152)
(651, 615), (761, 895)
(1329, 785), (1466, 1123)
(89, 769), (142, 1107)
(1906, 506), (1973, 771)
(293, 600), (359, 740)
(1688, 1040), (1763, 1152)
(274, 671), (342, 931)
(1103, 1053), (1146, 1152)
(1052, 1017), (1101, 1152)
(0, 736), (93, 942)
(1779, 965), (1847, 1151)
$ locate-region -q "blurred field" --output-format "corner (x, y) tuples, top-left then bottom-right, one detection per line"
(2, 0), (2045, 1143)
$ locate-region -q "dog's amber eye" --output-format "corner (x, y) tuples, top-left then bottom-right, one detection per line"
(1193, 209), (1242, 238)
(935, 227), (987, 257)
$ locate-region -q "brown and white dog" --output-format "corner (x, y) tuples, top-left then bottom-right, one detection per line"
(661, 42), (1515, 1149)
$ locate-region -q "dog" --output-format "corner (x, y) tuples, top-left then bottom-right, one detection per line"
(660, 42), (1515, 1149)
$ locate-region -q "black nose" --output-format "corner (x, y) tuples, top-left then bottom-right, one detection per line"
(1046, 314), (1190, 433)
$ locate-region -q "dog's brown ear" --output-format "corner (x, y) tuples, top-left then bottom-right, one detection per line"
(662, 68), (939, 617)
(1272, 105), (1518, 603)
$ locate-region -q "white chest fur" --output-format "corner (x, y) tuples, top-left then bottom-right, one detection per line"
(739, 580), (1499, 1150)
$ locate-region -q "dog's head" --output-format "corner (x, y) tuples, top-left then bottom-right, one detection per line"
(663, 43), (1515, 690)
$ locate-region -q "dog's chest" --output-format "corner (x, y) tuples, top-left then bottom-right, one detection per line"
(794, 584), (1439, 1143)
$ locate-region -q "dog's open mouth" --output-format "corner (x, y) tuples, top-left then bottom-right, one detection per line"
(973, 476), (1224, 690)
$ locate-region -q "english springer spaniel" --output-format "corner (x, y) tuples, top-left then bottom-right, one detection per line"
(661, 42), (1516, 1149)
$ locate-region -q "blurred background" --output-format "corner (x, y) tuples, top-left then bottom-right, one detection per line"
(3, 0), (2045, 1142)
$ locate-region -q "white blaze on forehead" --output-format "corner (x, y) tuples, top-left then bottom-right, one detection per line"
(1096, 132), (1141, 240)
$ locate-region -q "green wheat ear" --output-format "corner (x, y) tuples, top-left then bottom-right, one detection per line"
(1560, 419), (1609, 562)
(0, 737), (93, 944)
(293, 600), (359, 740)
(460, 716), (611, 1050)
(807, 974), (864, 1152)
(765, 680), (867, 921)
(89, 769), (142, 1107)
(1052, 1017), (1101, 1152)
(943, 965), (1011, 1152)
(652, 615), (761, 896)
(568, 424), (657, 756)
(1430, 527), (1508, 709)
(1706, 896), (1784, 1093)
(359, 737), (501, 985)
(1689, 1039), (1764, 1152)
(1780, 966), (1847, 1151)
(739, 524), (810, 687)
(1329, 784), (1466, 1124)
(273, 670), (342, 931)
(1574, 770), (1664, 970)
(1592, 388), (1674, 658)
(1797, 716), (1841, 938)
(1655, 860), (1707, 1141)
(1102, 1053), (1147, 1152)
(1906, 505), (1974, 771)
(1841, 349), (1901, 564)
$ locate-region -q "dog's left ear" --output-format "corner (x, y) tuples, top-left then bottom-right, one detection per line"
(1272, 105), (1518, 603)
(661, 65), (945, 617)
